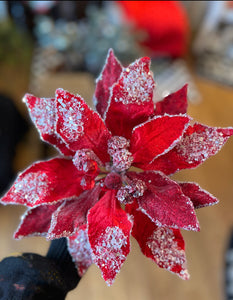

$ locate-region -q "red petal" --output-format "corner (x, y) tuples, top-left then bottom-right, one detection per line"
(144, 123), (233, 174)
(126, 202), (189, 280)
(23, 93), (73, 156)
(127, 171), (199, 231)
(56, 89), (111, 163)
(179, 182), (219, 209)
(154, 84), (188, 115)
(105, 57), (155, 138)
(14, 203), (61, 239)
(48, 186), (101, 239)
(0, 158), (83, 207)
(87, 190), (132, 285)
(130, 115), (190, 166)
(94, 49), (123, 117)
(67, 224), (93, 277)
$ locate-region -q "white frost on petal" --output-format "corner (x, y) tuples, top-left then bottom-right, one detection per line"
(68, 227), (93, 276)
(13, 172), (48, 205)
(147, 227), (189, 279)
(93, 226), (128, 285)
(176, 127), (225, 164)
(57, 93), (85, 141)
(114, 59), (154, 105)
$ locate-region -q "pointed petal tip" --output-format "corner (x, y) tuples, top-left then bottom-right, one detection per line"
(106, 278), (115, 286)
(108, 48), (114, 56)
(141, 56), (151, 64)
(55, 87), (65, 97)
(179, 269), (190, 280)
(13, 231), (22, 240)
(22, 93), (33, 103)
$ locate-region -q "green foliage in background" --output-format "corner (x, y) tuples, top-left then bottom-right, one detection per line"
(0, 19), (33, 66)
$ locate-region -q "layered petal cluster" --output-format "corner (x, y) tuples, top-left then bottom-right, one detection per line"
(1, 49), (233, 285)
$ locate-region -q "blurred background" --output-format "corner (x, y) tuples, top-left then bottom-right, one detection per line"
(1, 1), (233, 299)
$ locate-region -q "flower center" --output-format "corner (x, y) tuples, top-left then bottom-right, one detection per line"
(73, 137), (138, 194)
(104, 172), (122, 190)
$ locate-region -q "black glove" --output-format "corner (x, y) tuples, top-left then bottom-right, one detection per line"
(0, 238), (80, 300)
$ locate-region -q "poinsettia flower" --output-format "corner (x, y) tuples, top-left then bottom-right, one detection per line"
(1, 49), (233, 285)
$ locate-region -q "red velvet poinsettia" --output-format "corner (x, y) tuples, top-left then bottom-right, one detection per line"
(1, 49), (233, 285)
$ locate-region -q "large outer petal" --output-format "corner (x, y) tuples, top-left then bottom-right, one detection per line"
(56, 89), (111, 163)
(48, 186), (101, 239)
(105, 57), (155, 138)
(23, 94), (73, 156)
(130, 115), (190, 166)
(142, 123), (233, 174)
(127, 171), (199, 231)
(14, 203), (61, 239)
(93, 49), (123, 117)
(0, 158), (83, 207)
(126, 202), (189, 280)
(67, 224), (93, 277)
(154, 84), (188, 115)
(87, 190), (132, 285)
(178, 182), (218, 209)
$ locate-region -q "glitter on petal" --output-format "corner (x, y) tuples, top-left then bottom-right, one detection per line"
(56, 88), (111, 163)
(48, 186), (101, 239)
(23, 93), (73, 156)
(130, 114), (190, 166)
(88, 191), (132, 285)
(147, 227), (189, 280)
(126, 202), (189, 280)
(144, 123), (233, 175)
(154, 84), (188, 116)
(1, 49), (232, 286)
(127, 171), (200, 231)
(14, 203), (61, 239)
(0, 158), (83, 207)
(68, 225), (93, 277)
(105, 57), (155, 138)
(179, 181), (219, 209)
(94, 49), (123, 118)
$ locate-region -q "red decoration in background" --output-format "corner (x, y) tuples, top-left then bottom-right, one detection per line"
(117, 1), (189, 57)
(1, 49), (232, 285)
